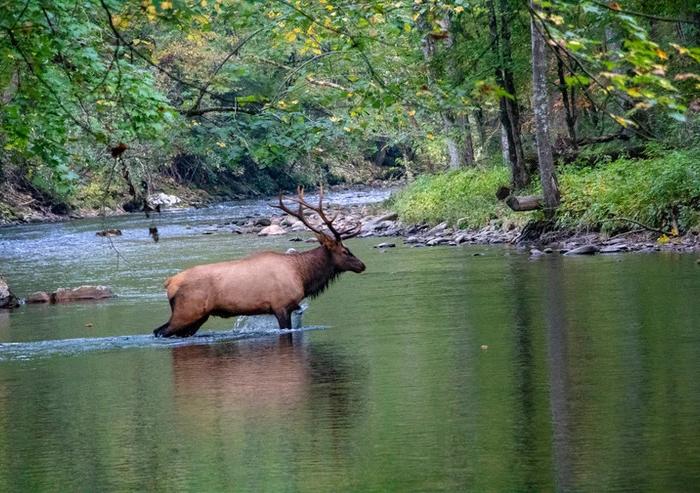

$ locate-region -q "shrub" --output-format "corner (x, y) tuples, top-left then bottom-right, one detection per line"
(390, 166), (532, 229)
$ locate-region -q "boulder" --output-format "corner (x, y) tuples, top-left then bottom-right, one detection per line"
(147, 192), (181, 208)
(258, 224), (286, 236)
(600, 244), (629, 254)
(374, 242), (396, 249)
(53, 286), (113, 303)
(426, 222), (448, 236)
(254, 217), (272, 227)
(426, 237), (451, 246)
(564, 244), (600, 256)
(0, 277), (19, 309)
(26, 291), (51, 304)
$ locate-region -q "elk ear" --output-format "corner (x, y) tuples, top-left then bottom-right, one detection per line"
(315, 233), (336, 248)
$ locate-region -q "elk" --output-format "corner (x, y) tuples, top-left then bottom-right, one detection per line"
(153, 187), (365, 337)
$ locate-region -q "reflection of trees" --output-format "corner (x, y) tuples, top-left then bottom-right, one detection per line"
(543, 256), (573, 493)
(506, 254), (548, 490)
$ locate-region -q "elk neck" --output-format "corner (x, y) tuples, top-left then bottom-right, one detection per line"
(292, 246), (340, 298)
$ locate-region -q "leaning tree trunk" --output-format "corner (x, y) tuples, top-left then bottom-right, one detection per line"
(530, 1), (560, 218)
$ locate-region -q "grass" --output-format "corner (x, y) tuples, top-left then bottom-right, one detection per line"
(391, 149), (700, 233)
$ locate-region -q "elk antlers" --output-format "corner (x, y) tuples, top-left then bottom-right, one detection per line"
(272, 186), (361, 241)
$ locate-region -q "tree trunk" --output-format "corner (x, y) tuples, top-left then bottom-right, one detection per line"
(487, 0), (529, 189)
(457, 114), (475, 166)
(556, 50), (577, 150)
(530, 2), (560, 217)
(500, 123), (511, 166)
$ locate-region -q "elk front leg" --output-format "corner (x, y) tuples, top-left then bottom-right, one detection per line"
(273, 308), (292, 330)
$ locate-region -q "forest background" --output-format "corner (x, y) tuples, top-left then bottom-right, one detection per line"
(1, 0), (699, 235)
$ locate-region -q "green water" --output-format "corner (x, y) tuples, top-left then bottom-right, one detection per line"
(1, 205), (699, 491)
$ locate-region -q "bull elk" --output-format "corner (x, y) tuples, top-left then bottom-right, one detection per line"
(153, 187), (365, 337)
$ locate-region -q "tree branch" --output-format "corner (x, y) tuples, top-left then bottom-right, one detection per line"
(589, 0), (700, 25)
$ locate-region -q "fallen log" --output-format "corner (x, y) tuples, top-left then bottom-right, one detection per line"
(505, 195), (543, 211)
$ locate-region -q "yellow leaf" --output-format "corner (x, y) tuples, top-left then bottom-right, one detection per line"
(657, 234), (670, 244)
(407, 109), (416, 116)
(426, 132), (434, 140)
(160, 1), (172, 9)
(655, 48), (668, 60)
(285, 31), (297, 43)
(454, 6), (464, 13)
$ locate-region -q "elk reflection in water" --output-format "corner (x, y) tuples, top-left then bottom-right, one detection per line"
(171, 334), (366, 424)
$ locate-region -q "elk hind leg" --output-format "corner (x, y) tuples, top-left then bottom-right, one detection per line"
(155, 295), (208, 338)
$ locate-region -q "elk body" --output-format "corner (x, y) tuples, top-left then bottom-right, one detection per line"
(154, 188), (365, 338)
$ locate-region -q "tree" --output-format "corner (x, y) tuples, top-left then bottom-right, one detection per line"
(529, 0), (560, 218)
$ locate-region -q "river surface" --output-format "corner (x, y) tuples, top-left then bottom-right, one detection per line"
(1, 190), (699, 491)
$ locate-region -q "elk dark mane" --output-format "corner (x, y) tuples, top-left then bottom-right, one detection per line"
(288, 247), (340, 298)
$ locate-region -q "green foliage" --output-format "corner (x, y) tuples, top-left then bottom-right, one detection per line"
(558, 149), (700, 232)
(392, 149), (700, 233)
(390, 165), (525, 228)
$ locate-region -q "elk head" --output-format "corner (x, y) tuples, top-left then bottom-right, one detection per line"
(273, 186), (365, 274)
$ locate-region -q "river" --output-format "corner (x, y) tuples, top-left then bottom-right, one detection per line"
(1, 189), (699, 491)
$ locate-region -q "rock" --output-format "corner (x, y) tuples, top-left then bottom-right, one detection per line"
(473, 252), (484, 256)
(600, 244), (629, 254)
(543, 247), (554, 254)
(230, 225), (243, 234)
(53, 286), (113, 303)
(26, 291), (51, 304)
(404, 236), (422, 244)
(285, 248), (298, 254)
(255, 217), (272, 227)
(96, 229), (122, 237)
(374, 242), (396, 249)
(0, 277), (19, 309)
(304, 237), (319, 243)
(258, 224), (286, 236)
(453, 233), (469, 245)
(147, 192), (181, 208)
(426, 237), (450, 246)
(530, 248), (543, 256)
(289, 237), (303, 242)
(426, 222), (448, 236)
(564, 244), (599, 256)
(376, 212), (399, 222)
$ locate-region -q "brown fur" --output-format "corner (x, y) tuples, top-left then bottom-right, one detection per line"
(154, 235), (365, 337)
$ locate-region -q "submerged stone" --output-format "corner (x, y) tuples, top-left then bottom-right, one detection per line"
(26, 291), (51, 304)
(52, 286), (113, 303)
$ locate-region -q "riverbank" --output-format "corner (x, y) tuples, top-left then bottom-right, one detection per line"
(377, 149), (700, 254)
